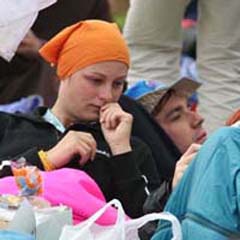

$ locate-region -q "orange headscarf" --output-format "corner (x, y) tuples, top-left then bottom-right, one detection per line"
(39, 20), (130, 80)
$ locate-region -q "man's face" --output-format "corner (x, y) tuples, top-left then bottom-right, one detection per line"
(58, 61), (128, 123)
(154, 93), (207, 153)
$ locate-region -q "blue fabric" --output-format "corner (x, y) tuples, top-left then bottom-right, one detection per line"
(124, 80), (166, 99)
(43, 109), (65, 133)
(184, 0), (198, 21)
(152, 127), (240, 239)
(180, 55), (199, 82)
(0, 231), (34, 240)
(0, 95), (43, 114)
(125, 57), (200, 109)
(125, 78), (199, 112)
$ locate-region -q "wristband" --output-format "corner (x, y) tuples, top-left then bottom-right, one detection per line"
(38, 150), (56, 171)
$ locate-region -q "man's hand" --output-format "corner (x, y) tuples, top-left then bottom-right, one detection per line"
(100, 103), (133, 155)
(17, 30), (44, 58)
(172, 143), (201, 189)
(46, 131), (97, 168)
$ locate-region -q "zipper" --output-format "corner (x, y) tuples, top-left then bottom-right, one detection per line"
(141, 174), (150, 195)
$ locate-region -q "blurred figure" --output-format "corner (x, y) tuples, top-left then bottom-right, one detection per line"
(0, 0), (112, 107)
(123, 0), (240, 133)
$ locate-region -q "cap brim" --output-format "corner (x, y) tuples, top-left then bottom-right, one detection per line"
(138, 77), (201, 113)
(170, 77), (201, 95)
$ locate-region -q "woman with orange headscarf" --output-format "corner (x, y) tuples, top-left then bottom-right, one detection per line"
(0, 20), (160, 218)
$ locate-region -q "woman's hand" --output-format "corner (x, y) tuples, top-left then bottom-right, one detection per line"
(172, 143), (201, 189)
(46, 131), (97, 168)
(100, 103), (133, 155)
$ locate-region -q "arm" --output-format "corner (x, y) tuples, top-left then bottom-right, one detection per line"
(0, 112), (46, 177)
(0, 111), (97, 177)
(17, 30), (46, 59)
(100, 103), (161, 217)
(107, 139), (161, 218)
(172, 143), (201, 189)
(143, 143), (201, 214)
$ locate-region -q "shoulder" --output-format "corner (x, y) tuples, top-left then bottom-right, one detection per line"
(0, 111), (17, 124)
(0, 107), (48, 130)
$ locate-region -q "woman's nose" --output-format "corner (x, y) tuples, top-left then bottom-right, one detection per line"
(98, 87), (113, 103)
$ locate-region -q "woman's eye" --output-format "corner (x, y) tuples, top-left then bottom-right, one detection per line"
(88, 77), (102, 84)
(113, 81), (124, 88)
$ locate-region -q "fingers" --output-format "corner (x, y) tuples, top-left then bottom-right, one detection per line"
(181, 143), (201, 163)
(100, 107), (118, 129)
(76, 140), (95, 166)
(172, 144), (201, 189)
(183, 143), (201, 155)
(100, 103), (120, 129)
(64, 131), (97, 166)
(17, 30), (43, 56)
(72, 131), (96, 162)
(100, 103), (132, 129)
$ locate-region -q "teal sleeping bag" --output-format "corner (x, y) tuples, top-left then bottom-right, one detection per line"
(0, 230), (34, 240)
(152, 127), (240, 240)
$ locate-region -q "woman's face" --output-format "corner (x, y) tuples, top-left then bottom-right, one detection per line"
(58, 61), (128, 123)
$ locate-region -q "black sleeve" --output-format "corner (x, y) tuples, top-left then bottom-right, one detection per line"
(143, 180), (172, 214)
(139, 181), (172, 240)
(0, 112), (45, 177)
(19, 147), (45, 170)
(107, 139), (161, 218)
(0, 113), (8, 140)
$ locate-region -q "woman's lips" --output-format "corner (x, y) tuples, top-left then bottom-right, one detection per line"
(89, 104), (101, 111)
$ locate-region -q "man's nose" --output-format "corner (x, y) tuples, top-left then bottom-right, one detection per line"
(190, 110), (205, 128)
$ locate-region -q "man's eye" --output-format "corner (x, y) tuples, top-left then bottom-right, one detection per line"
(169, 114), (181, 122)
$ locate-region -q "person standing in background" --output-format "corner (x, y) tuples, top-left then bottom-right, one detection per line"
(123, 0), (240, 133)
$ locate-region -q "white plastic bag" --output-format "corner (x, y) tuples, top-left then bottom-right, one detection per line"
(1, 200), (72, 240)
(0, 0), (57, 61)
(59, 199), (182, 240)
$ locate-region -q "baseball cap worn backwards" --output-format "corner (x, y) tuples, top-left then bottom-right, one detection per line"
(39, 20), (130, 80)
(125, 77), (201, 114)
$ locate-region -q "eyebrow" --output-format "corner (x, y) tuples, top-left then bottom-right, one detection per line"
(85, 72), (105, 77)
(86, 72), (126, 80)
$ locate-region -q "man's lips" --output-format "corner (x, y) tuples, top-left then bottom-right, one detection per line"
(194, 130), (207, 143)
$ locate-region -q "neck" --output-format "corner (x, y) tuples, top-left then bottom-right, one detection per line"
(51, 102), (73, 128)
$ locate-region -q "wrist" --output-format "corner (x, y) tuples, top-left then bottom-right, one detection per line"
(110, 143), (132, 156)
(38, 150), (56, 171)
(45, 149), (64, 169)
